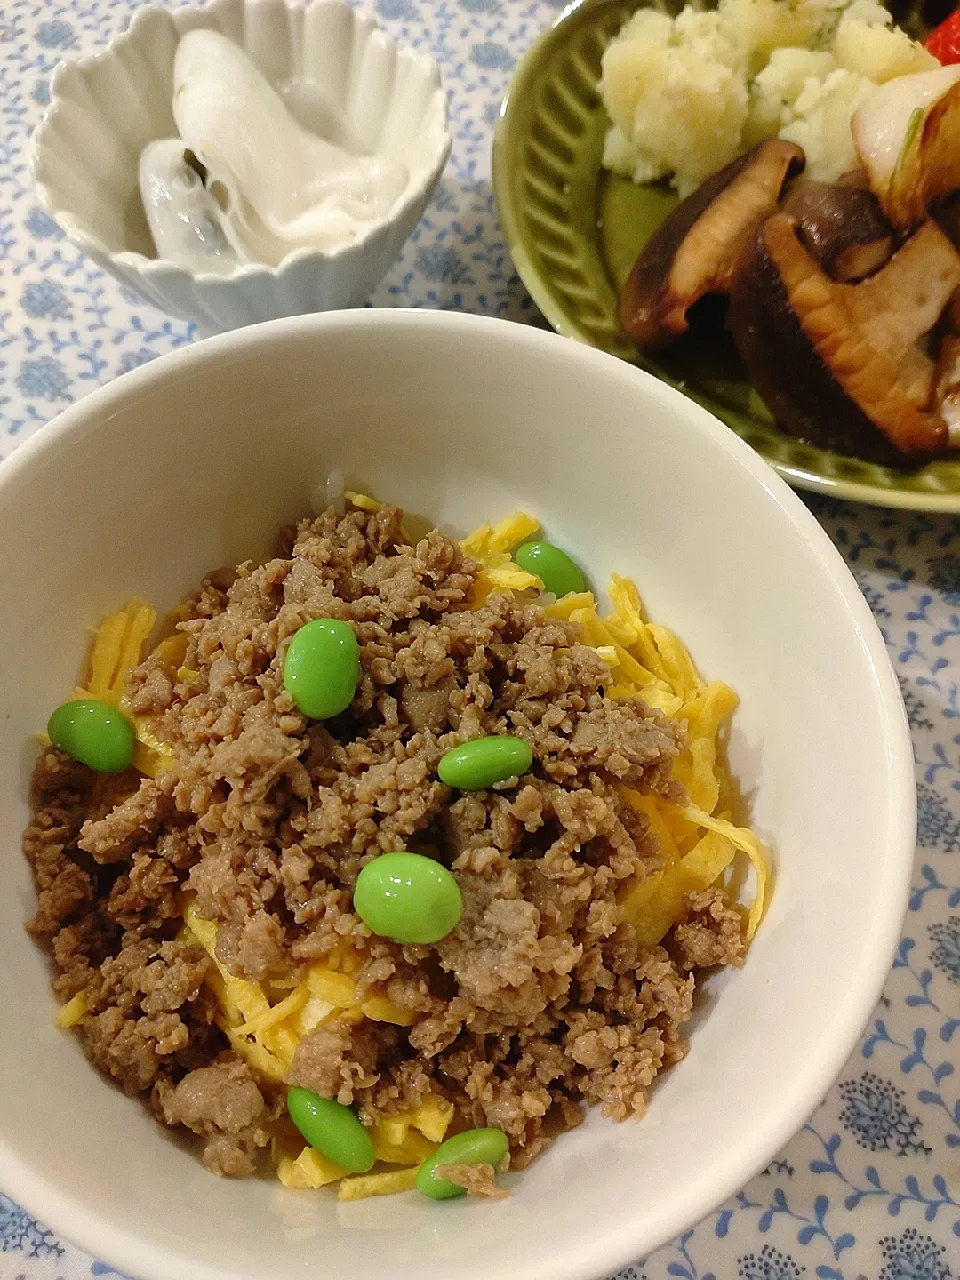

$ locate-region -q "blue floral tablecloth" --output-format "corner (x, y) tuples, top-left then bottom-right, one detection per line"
(2, 2), (960, 1278)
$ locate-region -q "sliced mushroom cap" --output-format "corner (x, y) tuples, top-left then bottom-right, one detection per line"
(619, 139), (805, 349)
(935, 333), (960, 449)
(783, 179), (895, 282)
(934, 294), (960, 448)
(729, 213), (960, 463)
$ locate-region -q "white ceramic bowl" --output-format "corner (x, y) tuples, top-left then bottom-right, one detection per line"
(31, 0), (451, 334)
(0, 311), (913, 1280)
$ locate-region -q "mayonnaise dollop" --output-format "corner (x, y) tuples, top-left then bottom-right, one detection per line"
(138, 29), (409, 271)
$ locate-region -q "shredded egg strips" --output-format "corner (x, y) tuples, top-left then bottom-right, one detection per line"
(52, 500), (771, 1197)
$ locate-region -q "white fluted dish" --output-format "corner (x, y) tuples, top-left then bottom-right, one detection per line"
(0, 310), (914, 1280)
(31, 0), (451, 334)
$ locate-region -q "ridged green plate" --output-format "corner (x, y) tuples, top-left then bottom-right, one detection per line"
(492, 0), (960, 510)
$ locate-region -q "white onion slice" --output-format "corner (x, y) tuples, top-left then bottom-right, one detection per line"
(138, 140), (239, 275)
(852, 65), (960, 212)
(171, 30), (409, 267)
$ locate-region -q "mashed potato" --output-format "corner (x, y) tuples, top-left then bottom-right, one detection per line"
(777, 66), (874, 180)
(601, 8), (747, 188)
(600, 0), (936, 195)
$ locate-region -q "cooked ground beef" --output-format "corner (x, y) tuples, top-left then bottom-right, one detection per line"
(673, 888), (748, 971)
(156, 1057), (276, 1175)
(23, 503), (745, 1184)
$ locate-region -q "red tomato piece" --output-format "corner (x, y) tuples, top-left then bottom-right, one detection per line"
(925, 10), (960, 65)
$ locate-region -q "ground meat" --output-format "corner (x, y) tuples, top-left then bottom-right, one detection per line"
(78, 939), (219, 1093)
(286, 1018), (382, 1105)
(435, 1162), (508, 1198)
(23, 503), (746, 1177)
(673, 888), (747, 970)
(157, 1058), (272, 1176)
(78, 779), (173, 863)
(214, 909), (287, 982)
(23, 749), (98, 941)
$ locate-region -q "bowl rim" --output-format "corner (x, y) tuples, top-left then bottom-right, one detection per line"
(30, 0), (453, 283)
(0, 308), (916, 1280)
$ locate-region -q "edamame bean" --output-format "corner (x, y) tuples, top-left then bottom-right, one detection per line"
(286, 1087), (375, 1173)
(416, 1128), (510, 1200)
(514, 540), (586, 598)
(438, 736), (533, 790)
(283, 618), (359, 719)
(47, 699), (135, 773)
(354, 852), (462, 944)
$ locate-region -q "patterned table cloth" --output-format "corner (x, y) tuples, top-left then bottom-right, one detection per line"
(2, 2), (959, 1278)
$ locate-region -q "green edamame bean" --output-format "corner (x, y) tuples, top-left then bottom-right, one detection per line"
(514, 540), (586, 598)
(416, 1128), (509, 1200)
(47, 699), (135, 773)
(286, 1087), (375, 1173)
(283, 618), (359, 719)
(354, 852), (462, 944)
(438, 736), (533, 790)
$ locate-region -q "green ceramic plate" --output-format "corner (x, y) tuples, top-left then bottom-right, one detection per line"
(492, 0), (960, 510)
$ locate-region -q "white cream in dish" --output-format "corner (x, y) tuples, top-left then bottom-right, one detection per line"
(139, 29), (409, 271)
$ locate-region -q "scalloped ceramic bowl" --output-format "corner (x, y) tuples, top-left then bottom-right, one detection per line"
(0, 310), (914, 1280)
(31, 0), (451, 334)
